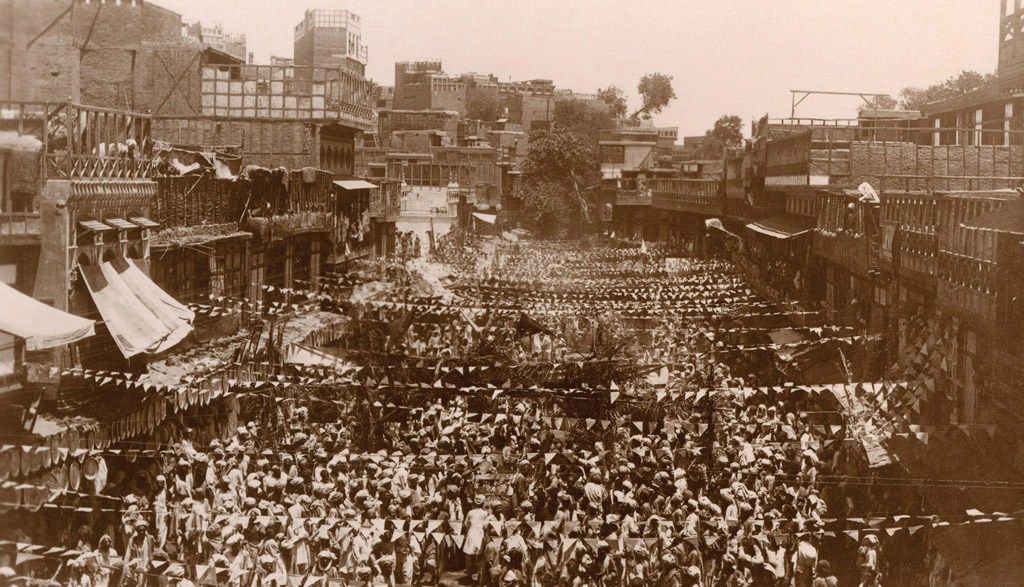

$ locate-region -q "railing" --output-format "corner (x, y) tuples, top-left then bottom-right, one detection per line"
(650, 179), (722, 215)
(199, 64), (374, 128)
(1, 100), (154, 180)
(615, 189), (652, 206)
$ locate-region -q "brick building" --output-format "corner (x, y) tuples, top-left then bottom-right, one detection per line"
(293, 9), (368, 77)
(183, 22), (248, 62)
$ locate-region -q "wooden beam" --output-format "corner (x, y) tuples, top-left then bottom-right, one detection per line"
(26, 1), (74, 50)
(78, 2), (104, 54)
(152, 50), (202, 116)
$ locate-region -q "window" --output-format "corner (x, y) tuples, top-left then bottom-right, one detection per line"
(601, 146), (625, 164)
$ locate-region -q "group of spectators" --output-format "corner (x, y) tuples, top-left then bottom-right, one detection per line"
(10, 241), (886, 587)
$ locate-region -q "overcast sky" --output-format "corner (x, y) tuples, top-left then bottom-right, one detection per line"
(158, 0), (999, 137)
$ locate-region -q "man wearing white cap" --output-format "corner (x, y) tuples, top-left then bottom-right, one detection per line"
(462, 494), (489, 581)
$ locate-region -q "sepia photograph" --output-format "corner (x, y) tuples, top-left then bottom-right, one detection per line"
(0, 0), (1021, 585)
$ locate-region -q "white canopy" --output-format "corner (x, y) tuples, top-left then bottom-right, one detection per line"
(334, 180), (378, 191)
(80, 259), (194, 358)
(472, 212), (497, 225)
(0, 282), (95, 351)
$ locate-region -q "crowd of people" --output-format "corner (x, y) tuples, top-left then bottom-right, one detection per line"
(4, 240), (892, 586)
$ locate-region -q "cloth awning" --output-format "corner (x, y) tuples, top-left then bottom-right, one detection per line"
(746, 213), (816, 239)
(472, 212), (497, 225)
(334, 180), (378, 191)
(285, 343), (350, 368)
(0, 282), (94, 351)
(79, 258), (194, 358)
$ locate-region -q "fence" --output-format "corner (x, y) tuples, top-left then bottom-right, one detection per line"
(1, 100), (154, 181)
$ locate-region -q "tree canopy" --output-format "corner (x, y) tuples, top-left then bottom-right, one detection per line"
(596, 86), (628, 119)
(553, 98), (615, 141)
(518, 124), (602, 238)
(898, 70), (998, 111)
(633, 73), (677, 119)
(701, 115), (744, 159)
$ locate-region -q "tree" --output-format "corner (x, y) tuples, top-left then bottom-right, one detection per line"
(553, 98), (615, 141)
(899, 70), (998, 111)
(632, 73), (677, 119)
(700, 115), (744, 159)
(518, 129), (600, 237)
(871, 95), (898, 110)
(596, 85), (628, 118)
(466, 91), (500, 122)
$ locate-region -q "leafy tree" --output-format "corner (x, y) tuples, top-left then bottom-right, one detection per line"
(553, 98), (615, 141)
(899, 70), (998, 111)
(597, 85), (628, 118)
(466, 91), (500, 121)
(519, 129), (600, 237)
(700, 115), (744, 159)
(870, 95), (898, 110)
(633, 73), (677, 119)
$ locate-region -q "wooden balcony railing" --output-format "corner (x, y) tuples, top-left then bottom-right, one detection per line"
(1, 100), (154, 180)
(650, 179), (722, 215)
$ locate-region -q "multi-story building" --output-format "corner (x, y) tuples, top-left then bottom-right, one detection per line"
(293, 9), (368, 76)
(183, 22), (248, 61)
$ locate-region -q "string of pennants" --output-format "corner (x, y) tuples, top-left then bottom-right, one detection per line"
(0, 507), (1017, 545)
(839, 380), (1002, 445)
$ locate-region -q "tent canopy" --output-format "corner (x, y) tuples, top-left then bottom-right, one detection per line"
(0, 282), (95, 351)
(79, 258), (194, 358)
(472, 212), (497, 225)
(746, 213), (816, 239)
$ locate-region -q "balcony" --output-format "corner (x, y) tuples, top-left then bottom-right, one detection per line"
(615, 189), (652, 206)
(1, 101), (154, 180)
(650, 179), (722, 215)
(762, 123), (1024, 191)
(199, 64), (374, 131)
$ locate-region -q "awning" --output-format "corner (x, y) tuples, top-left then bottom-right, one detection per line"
(0, 282), (94, 351)
(963, 199), (1024, 235)
(104, 218), (136, 230)
(472, 212), (497, 225)
(78, 220), (113, 233)
(79, 258), (194, 358)
(746, 213), (816, 239)
(130, 217), (160, 229)
(768, 328), (807, 362)
(285, 343), (350, 368)
(334, 180), (378, 191)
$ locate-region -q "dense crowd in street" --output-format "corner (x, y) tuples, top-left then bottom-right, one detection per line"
(3, 239), (889, 587)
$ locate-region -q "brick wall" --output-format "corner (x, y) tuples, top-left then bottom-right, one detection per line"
(1, 0), (187, 108)
(133, 44), (205, 115)
(1, 0), (81, 102)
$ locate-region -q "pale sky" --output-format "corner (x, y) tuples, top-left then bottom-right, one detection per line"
(157, 0), (1000, 137)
